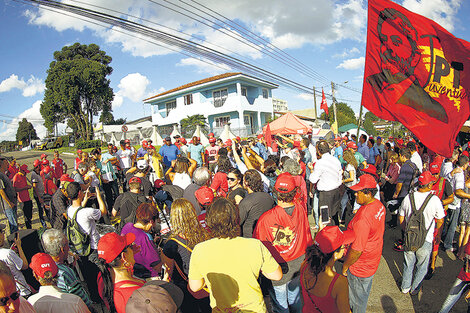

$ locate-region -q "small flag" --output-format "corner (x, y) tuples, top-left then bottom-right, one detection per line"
(320, 88), (329, 115)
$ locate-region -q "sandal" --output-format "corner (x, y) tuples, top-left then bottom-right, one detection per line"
(393, 242), (405, 252)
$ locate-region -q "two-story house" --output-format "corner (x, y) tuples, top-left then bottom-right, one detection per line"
(143, 72), (278, 137)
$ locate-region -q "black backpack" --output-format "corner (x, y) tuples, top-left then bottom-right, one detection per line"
(403, 192), (433, 252)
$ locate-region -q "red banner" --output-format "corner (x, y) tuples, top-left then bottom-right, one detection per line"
(321, 88), (329, 115)
(362, 0), (470, 157)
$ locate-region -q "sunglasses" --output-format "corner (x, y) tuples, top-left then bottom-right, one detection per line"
(227, 177), (237, 182)
(0, 291), (20, 306)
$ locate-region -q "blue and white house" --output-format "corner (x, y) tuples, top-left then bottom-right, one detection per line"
(144, 73), (278, 137)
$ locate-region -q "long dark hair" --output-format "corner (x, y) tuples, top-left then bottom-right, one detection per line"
(96, 256), (123, 312)
(228, 168), (243, 186)
(304, 244), (339, 290)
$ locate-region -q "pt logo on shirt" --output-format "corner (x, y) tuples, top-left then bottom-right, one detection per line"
(271, 225), (294, 246)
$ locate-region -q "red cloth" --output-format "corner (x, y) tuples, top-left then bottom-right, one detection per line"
(320, 88), (328, 115)
(97, 275), (145, 313)
(300, 264), (341, 313)
(262, 112), (311, 135)
(74, 157), (81, 170)
(347, 199), (385, 277)
(253, 202), (313, 263)
(12, 173), (30, 202)
(265, 123), (272, 148)
(210, 172), (228, 197)
(52, 158), (65, 179)
(7, 165), (18, 180)
(198, 211), (207, 230)
(44, 178), (57, 196)
(205, 145), (220, 164)
(362, 0), (470, 157)
(293, 175), (307, 207)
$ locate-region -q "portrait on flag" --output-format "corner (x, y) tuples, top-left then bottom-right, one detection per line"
(362, 0), (470, 157)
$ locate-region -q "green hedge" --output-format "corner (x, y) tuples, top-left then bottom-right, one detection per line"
(60, 135), (70, 147)
(76, 140), (102, 149)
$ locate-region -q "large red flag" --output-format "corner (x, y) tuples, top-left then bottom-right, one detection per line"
(362, 0), (470, 157)
(265, 122), (272, 149)
(320, 88), (329, 115)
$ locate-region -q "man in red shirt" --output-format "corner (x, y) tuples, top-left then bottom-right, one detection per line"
(52, 151), (67, 186)
(12, 165), (33, 229)
(74, 150), (82, 170)
(342, 174), (386, 313)
(205, 137), (220, 173)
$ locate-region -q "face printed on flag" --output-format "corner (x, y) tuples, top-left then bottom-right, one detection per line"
(362, 0), (470, 157)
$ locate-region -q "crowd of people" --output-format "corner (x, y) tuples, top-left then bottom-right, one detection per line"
(0, 131), (469, 312)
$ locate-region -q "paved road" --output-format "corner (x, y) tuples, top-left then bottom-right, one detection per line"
(2, 149), (468, 312)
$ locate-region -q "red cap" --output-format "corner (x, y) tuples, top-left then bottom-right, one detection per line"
(154, 179), (165, 189)
(209, 138), (216, 143)
(463, 151), (470, 157)
(30, 253), (58, 278)
(350, 174), (377, 191)
(334, 136), (341, 141)
(342, 136), (348, 140)
(361, 164), (378, 178)
(389, 136), (394, 139)
(147, 145), (155, 150)
(236, 136), (241, 141)
(293, 140), (301, 148)
(20, 164), (30, 173)
(43, 166), (52, 175)
(42, 159), (49, 165)
(40, 153), (47, 159)
(208, 132), (214, 137)
(397, 139), (404, 146)
(347, 141), (358, 149)
(257, 134), (263, 139)
(142, 140), (148, 148)
(224, 139), (232, 147)
(129, 176), (142, 184)
(33, 159), (41, 168)
(195, 186), (214, 206)
(418, 171), (434, 185)
(125, 139), (130, 143)
(429, 161), (440, 175)
(314, 226), (355, 254)
(77, 149), (83, 154)
(98, 232), (136, 264)
(180, 138), (187, 145)
(274, 172), (296, 193)
(60, 174), (74, 183)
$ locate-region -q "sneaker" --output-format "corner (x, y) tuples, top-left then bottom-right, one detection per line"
(401, 287), (411, 294)
(410, 287), (421, 296)
(446, 249), (457, 261)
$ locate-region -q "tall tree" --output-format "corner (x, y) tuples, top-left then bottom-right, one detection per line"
(16, 118), (39, 144)
(41, 43), (114, 140)
(319, 102), (356, 128)
(180, 114), (208, 137)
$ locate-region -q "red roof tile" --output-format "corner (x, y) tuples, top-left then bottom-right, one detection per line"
(143, 72), (242, 102)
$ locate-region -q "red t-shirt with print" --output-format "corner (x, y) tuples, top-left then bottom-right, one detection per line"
(12, 173), (31, 202)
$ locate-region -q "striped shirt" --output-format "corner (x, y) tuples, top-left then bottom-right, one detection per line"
(309, 152), (342, 191)
(56, 263), (92, 308)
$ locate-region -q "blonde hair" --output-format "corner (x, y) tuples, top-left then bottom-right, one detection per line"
(170, 199), (209, 248)
(390, 152), (399, 163)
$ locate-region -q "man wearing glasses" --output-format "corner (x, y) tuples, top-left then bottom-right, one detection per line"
(0, 260), (35, 312)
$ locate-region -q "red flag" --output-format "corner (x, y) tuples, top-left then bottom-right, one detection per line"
(362, 0), (470, 157)
(265, 122), (273, 150)
(320, 88), (329, 115)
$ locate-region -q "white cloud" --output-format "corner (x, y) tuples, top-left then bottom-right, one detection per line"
(0, 74), (45, 97)
(112, 73), (159, 108)
(402, 0), (462, 32)
(296, 93), (314, 101)
(337, 57), (365, 70)
(177, 58), (231, 76)
(0, 101), (45, 141)
(333, 47), (361, 59)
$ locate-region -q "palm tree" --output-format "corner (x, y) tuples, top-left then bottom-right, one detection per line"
(180, 114), (209, 138)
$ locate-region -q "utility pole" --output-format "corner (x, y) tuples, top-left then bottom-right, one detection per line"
(313, 86), (317, 120)
(331, 81), (338, 134)
(357, 103), (364, 137)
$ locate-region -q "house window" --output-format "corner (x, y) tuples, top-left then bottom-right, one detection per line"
(213, 88), (228, 107)
(166, 101), (176, 115)
(241, 87), (247, 97)
(215, 116), (230, 128)
(184, 94), (193, 105)
(244, 115), (250, 125)
(262, 88), (269, 99)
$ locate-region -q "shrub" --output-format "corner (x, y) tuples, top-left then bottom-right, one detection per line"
(76, 140), (102, 149)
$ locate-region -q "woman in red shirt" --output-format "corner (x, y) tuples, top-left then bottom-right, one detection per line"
(301, 226), (353, 313)
(210, 156), (231, 197)
(97, 232), (145, 313)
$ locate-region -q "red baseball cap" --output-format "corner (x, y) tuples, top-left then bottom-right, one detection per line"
(293, 140), (301, 148)
(40, 153), (47, 159)
(350, 174), (377, 191)
(195, 186), (214, 206)
(98, 232), (136, 264)
(43, 166), (52, 174)
(125, 139), (130, 143)
(154, 179), (165, 189)
(142, 140), (148, 148)
(418, 171), (434, 185)
(147, 145), (155, 150)
(224, 139), (232, 147)
(209, 138), (216, 143)
(33, 159), (41, 168)
(463, 151), (470, 157)
(77, 149), (83, 154)
(20, 164), (30, 173)
(30, 253), (58, 278)
(361, 164), (378, 178)
(429, 161), (441, 175)
(274, 172), (296, 193)
(257, 134), (263, 139)
(42, 159), (49, 165)
(208, 132), (214, 137)
(314, 226), (355, 254)
(129, 176), (142, 184)
(347, 141), (358, 149)
(342, 136), (348, 140)
(180, 138), (187, 145)
(334, 136), (341, 141)
(60, 174), (74, 183)
(236, 136), (241, 141)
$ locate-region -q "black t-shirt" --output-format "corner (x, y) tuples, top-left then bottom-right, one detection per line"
(238, 192), (275, 238)
(114, 192), (148, 221)
(444, 180), (453, 199)
(51, 189), (69, 229)
(227, 187), (247, 202)
(162, 237), (192, 284)
(125, 173), (153, 197)
(397, 160), (415, 198)
(183, 183), (201, 215)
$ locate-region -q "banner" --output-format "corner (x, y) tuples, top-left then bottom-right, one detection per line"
(362, 0), (470, 157)
(321, 88), (329, 115)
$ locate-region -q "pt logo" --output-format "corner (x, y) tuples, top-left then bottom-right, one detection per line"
(271, 224), (295, 246)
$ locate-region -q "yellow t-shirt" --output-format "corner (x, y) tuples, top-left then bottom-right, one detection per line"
(188, 237), (279, 313)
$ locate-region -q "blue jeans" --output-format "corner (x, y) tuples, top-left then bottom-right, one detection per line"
(269, 276), (302, 313)
(402, 241), (432, 292)
(443, 207), (460, 250)
(439, 278), (470, 313)
(348, 270), (374, 313)
(4, 205), (18, 234)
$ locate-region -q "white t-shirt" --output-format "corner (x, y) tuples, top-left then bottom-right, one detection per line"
(67, 205), (102, 249)
(86, 171), (100, 188)
(0, 248), (31, 296)
(449, 169), (466, 209)
(116, 149), (134, 169)
(399, 191), (445, 243)
(410, 151), (423, 173)
(343, 164), (357, 188)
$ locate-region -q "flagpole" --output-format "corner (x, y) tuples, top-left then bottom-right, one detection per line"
(357, 102), (364, 137)
(313, 85), (317, 120)
(331, 81), (338, 135)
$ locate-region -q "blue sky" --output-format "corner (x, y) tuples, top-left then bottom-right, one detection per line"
(0, 0), (469, 140)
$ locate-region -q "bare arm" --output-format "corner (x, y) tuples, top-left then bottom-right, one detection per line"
(278, 134), (294, 144)
(342, 248), (362, 276)
(393, 183), (403, 199)
(188, 158), (198, 177)
(456, 189), (470, 200)
(96, 188), (107, 215)
(262, 265), (283, 281)
(189, 278), (205, 292)
(241, 147), (255, 170)
(0, 190), (13, 208)
(442, 194), (454, 207)
(14, 237), (28, 270)
(335, 276), (352, 313)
